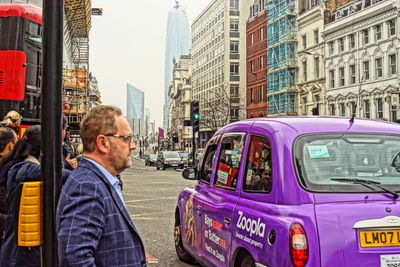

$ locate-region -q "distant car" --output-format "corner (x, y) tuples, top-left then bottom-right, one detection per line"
(178, 152), (193, 166)
(145, 154), (157, 166)
(174, 117), (400, 267)
(157, 151), (188, 170)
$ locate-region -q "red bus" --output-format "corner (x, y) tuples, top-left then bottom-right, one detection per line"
(0, 4), (42, 126)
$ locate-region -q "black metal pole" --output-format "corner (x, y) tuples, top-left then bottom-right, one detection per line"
(192, 126), (196, 167)
(41, 0), (64, 266)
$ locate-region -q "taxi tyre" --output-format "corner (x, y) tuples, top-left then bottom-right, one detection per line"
(162, 164), (166, 170)
(174, 211), (195, 263)
(235, 251), (255, 267)
(156, 163), (160, 170)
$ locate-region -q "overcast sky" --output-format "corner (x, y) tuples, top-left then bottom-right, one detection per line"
(89, 0), (210, 129)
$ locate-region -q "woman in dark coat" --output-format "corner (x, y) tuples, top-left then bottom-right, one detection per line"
(0, 125), (70, 266)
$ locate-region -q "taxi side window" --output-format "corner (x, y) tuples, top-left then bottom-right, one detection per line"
(243, 135), (272, 193)
(198, 136), (219, 183)
(214, 133), (245, 189)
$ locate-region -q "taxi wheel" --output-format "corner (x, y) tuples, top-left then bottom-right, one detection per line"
(156, 164), (160, 170)
(174, 220), (195, 263)
(162, 164), (166, 170)
(235, 251), (255, 267)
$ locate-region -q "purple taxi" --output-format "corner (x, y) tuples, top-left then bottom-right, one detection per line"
(174, 117), (400, 267)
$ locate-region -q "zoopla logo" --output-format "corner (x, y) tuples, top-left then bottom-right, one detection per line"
(236, 211), (266, 238)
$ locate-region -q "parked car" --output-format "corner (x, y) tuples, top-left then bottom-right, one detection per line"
(174, 117), (400, 267)
(157, 151), (188, 170)
(178, 151), (193, 166)
(144, 153), (157, 166)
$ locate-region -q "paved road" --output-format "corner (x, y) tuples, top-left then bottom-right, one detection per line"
(121, 157), (199, 266)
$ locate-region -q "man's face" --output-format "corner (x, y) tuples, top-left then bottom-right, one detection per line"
(107, 116), (136, 174)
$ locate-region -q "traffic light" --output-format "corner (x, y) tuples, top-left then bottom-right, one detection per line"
(191, 100), (200, 132)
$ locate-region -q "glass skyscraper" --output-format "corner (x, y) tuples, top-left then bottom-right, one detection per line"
(163, 1), (191, 130)
(127, 83), (144, 135)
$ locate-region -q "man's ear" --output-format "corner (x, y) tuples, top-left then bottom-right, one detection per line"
(97, 135), (109, 154)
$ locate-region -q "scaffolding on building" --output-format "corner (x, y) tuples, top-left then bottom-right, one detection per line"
(63, 0), (94, 129)
(267, 0), (297, 116)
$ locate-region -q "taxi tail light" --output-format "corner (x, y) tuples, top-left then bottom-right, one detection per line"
(290, 223), (308, 267)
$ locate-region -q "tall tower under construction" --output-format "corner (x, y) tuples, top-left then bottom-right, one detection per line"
(163, 1), (191, 131)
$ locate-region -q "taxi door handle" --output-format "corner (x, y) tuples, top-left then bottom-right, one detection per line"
(224, 217), (231, 224)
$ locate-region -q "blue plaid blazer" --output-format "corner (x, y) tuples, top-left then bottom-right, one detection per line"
(56, 158), (146, 267)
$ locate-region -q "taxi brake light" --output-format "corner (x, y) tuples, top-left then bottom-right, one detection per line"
(290, 222), (309, 267)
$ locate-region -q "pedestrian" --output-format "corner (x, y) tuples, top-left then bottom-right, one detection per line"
(0, 127), (18, 251)
(57, 105), (146, 267)
(62, 115), (78, 170)
(0, 110), (22, 136)
(0, 125), (70, 266)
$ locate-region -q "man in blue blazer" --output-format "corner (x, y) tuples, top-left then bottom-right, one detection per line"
(57, 105), (146, 267)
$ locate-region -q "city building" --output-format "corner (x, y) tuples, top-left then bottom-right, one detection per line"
(323, 0), (400, 121)
(168, 54), (192, 151)
(267, 0), (297, 116)
(246, 0), (268, 118)
(191, 0), (252, 145)
(297, 0), (326, 115)
(164, 1), (191, 131)
(127, 83), (145, 136)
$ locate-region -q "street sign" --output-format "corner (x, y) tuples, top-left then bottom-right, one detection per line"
(91, 8), (103, 16)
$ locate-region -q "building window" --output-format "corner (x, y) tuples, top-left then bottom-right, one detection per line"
(259, 27), (264, 40)
(362, 29), (369, 45)
(259, 56), (264, 69)
(314, 57), (320, 78)
(230, 85), (239, 96)
(363, 61), (370, 80)
(375, 57), (383, 78)
(250, 60), (254, 72)
(230, 108), (239, 120)
(350, 64), (356, 84)
(330, 104), (336, 116)
(230, 63), (239, 75)
(350, 101), (356, 115)
(349, 34), (355, 49)
(302, 97), (307, 115)
(339, 103), (345, 116)
(389, 20), (396, 36)
(364, 100), (371, 118)
(328, 41), (334, 55)
(375, 24), (382, 41)
(302, 35), (307, 50)
(329, 70), (335, 88)
(250, 88), (253, 104)
(338, 38), (344, 52)
(339, 67), (345, 86)
(376, 98), (383, 119)
(230, 41), (239, 53)
(314, 30), (319, 45)
(230, 0), (239, 10)
(230, 19), (239, 32)
(250, 33), (254, 45)
(303, 61), (307, 81)
(390, 54), (397, 75)
(391, 96), (397, 122)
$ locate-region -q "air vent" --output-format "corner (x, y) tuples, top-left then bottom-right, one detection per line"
(0, 71), (3, 91)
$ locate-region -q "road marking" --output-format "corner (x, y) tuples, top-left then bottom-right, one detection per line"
(124, 195), (177, 203)
(131, 210), (172, 218)
(146, 253), (159, 264)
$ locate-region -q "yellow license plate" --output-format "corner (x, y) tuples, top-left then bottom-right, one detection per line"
(359, 230), (400, 247)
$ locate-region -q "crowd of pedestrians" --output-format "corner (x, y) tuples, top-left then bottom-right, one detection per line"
(0, 106), (146, 267)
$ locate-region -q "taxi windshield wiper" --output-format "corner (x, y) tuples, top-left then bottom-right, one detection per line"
(331, 178), (399, 200)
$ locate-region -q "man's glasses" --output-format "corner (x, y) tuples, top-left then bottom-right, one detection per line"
(104, 134), (136, 144)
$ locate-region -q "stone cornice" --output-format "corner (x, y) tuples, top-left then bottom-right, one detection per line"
(324, 7), (396, 40)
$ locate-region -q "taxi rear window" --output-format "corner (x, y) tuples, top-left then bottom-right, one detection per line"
(293, 133), (400, 193)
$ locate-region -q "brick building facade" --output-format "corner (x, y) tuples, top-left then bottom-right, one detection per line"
(246, 0), (268, 118)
